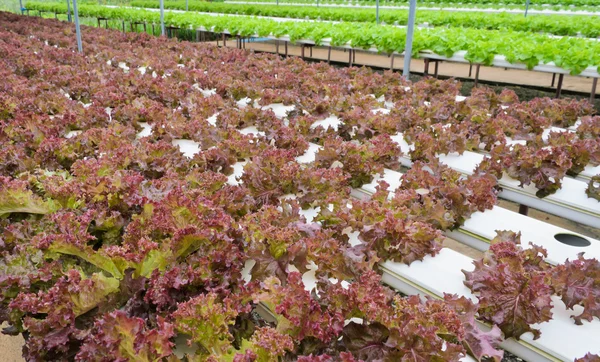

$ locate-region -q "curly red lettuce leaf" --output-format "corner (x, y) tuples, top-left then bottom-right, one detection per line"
(0, 177), (60, 217)
(587, 176), (600, 202)
(315, 135), (401, 189)
(551, 254), (600, 325)
(444, 294), (504, 362)
(462, 231), (553, 340)
(489, 143), (573, 198)
(76, 311), (175, 362)
(360, 212), (443, 265)
(575, 353), (600, 362)
(241, 149), (301, 206)
(173, 292), (252, 359)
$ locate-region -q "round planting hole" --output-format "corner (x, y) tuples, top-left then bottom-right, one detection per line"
(554, 233), (591, 247)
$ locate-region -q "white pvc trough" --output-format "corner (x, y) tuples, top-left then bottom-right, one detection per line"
(380, 249), (600, 362)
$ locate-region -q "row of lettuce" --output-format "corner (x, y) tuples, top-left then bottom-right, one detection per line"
(28, 2), (600, 75)
(127, 0), (600, 38)
(220, 0), (600, 11)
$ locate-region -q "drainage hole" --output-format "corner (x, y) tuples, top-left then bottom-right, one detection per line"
(554, 233), (591, 247)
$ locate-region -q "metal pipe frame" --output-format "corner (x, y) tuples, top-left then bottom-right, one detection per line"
(72, 0), (82, 53)
(402, 0), (417, 79)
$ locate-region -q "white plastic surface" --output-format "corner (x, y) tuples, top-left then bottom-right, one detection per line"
(295, 142), (322, 164)
(239, 126), (265, 136)
(171, 139), (201, 158)
(261, 103), (295, 119)
(136, 122), (153, 138)
(459, 206), (600, 265)
(380, 249), (600, 361)
(310, 115), (342, 131)
(227, 161), (247, 186)
(64, 130), (82, 139)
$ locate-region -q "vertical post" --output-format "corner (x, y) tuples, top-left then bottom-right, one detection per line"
(66, 0), (72, 22)
(555, 74), (564, 98)
(19, 0), (24, 15)
(376, 0), (380, 24)
(518, 204), (529, 216)
(590, 78), (598, 102)
(474, 64), (481, 87)
(525, 0), (530, 17)
(160, 0), (165, 36)
(72, 0), (82, 53)
(185, 0), (188, 11)
(402, 0), (417, 79)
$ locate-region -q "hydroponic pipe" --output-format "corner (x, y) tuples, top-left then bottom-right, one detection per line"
(403, 0), (417, 78)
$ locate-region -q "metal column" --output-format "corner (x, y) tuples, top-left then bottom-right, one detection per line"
(591, 78), (598, 102)
(160, 0), (165, 36)
(555, 74), (564, 98)
(185, 0), (188, 11)
(376, 0), (380, 24)
(402, 0), (417, 79)
(19, 0), (24, 15)
(72, 0), (82, 53)
(525, 0), (531, 17)
(66, 0), (71, 22)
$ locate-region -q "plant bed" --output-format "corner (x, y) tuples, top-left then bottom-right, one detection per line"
(1, 12), (600, 362)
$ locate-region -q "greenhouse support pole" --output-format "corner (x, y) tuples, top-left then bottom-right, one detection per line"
(185, 0), (188, 11)
(376, 0), (380, 24)
(524, 0), (530, 17)
(402, 0), (417, 79)
(72, 0), (82, 53)
(160, 0), (165, 36)
(19, 0), (23, 14)
(66, 0), (72, 23)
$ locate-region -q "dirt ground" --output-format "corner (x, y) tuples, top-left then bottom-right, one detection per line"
(0, 323), (24, 362)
